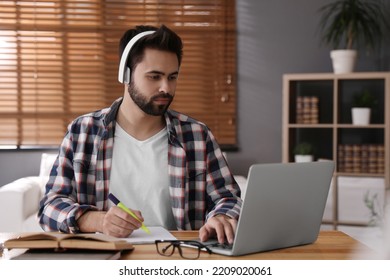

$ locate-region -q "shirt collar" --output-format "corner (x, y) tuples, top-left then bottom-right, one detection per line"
(103, 97), (122, 127)
(103, 97), (179, 144)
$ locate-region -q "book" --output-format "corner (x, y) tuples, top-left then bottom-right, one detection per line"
(343, 144), (353, 173)
(309, 96), (319, 124)
(337, 143), (385, 175)
(302, 96), (311, 123)
(377, 145), (385, 174)
(296, 96), (319, 124)
(337, 144), (345, 172)
(361, 144), (369, 173)
(4, 232), (134, 251)
(11, 249), (122, 260)
(352, 144), (361, 173)
(368, 144), (378, 174)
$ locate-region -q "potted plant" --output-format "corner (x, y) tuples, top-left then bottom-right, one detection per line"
(351, 90), (377, 125)
(293, 142), (314, 163)
(318, 0), (388, 73)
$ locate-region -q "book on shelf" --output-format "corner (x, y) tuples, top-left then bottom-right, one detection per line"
(377, 145), (385, 174)
(337, 144), (345, 172)
(4, 232), (134, 251)
(361, 144), (369, 173)
(337, 144), (384, 174)
(343, 144), (353, 173)
(296, 96), (303, 123)
(310, 96), (319, 124)
(296, 96), (319, 124)
(352, 144), (361, 173)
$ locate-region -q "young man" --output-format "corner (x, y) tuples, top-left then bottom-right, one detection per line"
(38, 25), (241, 244)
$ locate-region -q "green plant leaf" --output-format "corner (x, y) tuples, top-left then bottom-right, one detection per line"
(352, 90), (377, 108)
(317, 0), (388, 50)
(293, 142), (314, 155)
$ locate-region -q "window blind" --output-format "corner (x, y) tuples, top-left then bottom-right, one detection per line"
(0, 0), (237, 148)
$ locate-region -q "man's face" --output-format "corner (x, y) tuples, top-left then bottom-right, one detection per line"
(128, 48), (179, 116)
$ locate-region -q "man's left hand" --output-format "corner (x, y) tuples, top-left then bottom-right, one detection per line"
(199, 214), (237, 244)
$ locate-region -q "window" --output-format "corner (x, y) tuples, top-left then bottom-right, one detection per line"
(0, 0), (237, 148)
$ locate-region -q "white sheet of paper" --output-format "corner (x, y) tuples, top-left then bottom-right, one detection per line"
(122, 226), (177, 244)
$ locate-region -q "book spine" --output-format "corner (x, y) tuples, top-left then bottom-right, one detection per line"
(377, 144), (385, 174)
(368, 144), (378, 174)
(352, 144), (361, 173)
(310, 96), (319, 124)
(337, 143), (385, 175)
(361, 144), (369, 173)
(302, 97), (311, 124)
(344, 144), (353, 173)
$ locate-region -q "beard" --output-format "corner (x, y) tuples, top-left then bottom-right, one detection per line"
(128, 83), (173, 116)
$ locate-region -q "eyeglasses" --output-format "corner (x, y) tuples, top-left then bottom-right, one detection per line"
(155, 240), (212, 259)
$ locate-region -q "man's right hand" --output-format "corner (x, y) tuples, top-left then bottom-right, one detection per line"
(77, 207), (143, 238)
(102, 206), (144, 237)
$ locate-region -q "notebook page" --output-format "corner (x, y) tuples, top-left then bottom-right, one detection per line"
(122, 226), (177, 244)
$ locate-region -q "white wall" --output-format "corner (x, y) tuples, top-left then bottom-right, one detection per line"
(227, 0), (390, 175)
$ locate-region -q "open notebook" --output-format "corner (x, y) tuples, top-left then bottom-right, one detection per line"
(122, 226), (176, 244)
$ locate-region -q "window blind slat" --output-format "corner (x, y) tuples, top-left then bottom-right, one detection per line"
(0, 0), (236, 147)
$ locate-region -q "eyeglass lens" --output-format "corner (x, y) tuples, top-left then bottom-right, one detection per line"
(156, 241), (201, 259)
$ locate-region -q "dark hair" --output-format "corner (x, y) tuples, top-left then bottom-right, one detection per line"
(119, 25), (183, 77)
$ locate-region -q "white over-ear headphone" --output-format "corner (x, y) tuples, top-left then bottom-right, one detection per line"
(118, 30), (156, 84)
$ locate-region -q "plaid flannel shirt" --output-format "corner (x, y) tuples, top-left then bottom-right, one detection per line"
(38, 98), (242, 233)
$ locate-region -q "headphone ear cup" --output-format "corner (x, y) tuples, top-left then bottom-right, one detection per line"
(123, 67), (130, 84)
(118, 30), (155, 84)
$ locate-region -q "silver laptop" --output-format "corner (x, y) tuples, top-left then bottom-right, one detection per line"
(203, 161), (334, 256)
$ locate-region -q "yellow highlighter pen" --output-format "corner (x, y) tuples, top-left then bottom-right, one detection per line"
(108, 193), (151, 234)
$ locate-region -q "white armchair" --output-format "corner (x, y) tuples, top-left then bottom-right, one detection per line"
(0, 153), (57, 232)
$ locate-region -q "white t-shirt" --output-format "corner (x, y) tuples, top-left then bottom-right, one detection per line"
(109, 123), (176, 230)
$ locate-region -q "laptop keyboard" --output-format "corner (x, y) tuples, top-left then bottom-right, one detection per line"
(208, 242), (233, 250)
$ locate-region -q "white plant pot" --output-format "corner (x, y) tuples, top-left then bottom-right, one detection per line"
(294, 155), (313, 163)
(330, 50), (357, 74)
(352, 107), (371, 125)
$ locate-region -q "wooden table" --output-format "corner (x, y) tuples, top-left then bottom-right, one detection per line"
(120, 230), (379, 260)
(0, 231), (379, 260)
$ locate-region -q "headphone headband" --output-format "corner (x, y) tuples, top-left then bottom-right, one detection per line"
(118, 30), (156, 84)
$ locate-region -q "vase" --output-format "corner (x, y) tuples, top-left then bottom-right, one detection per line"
(330, 50), (357, 74)
(352, 107), (370, 125)
(294, 155), (313, 163)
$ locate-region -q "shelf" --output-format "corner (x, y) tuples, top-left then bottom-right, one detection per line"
(334, 172), (385, 177)
(288, 124), (386, 128)
(287, 124), (334, 128)
(336, 124), (385, 128)
(283, 72), (390, 229)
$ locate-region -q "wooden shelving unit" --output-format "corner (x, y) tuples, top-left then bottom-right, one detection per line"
(282, 72), (390, 228)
